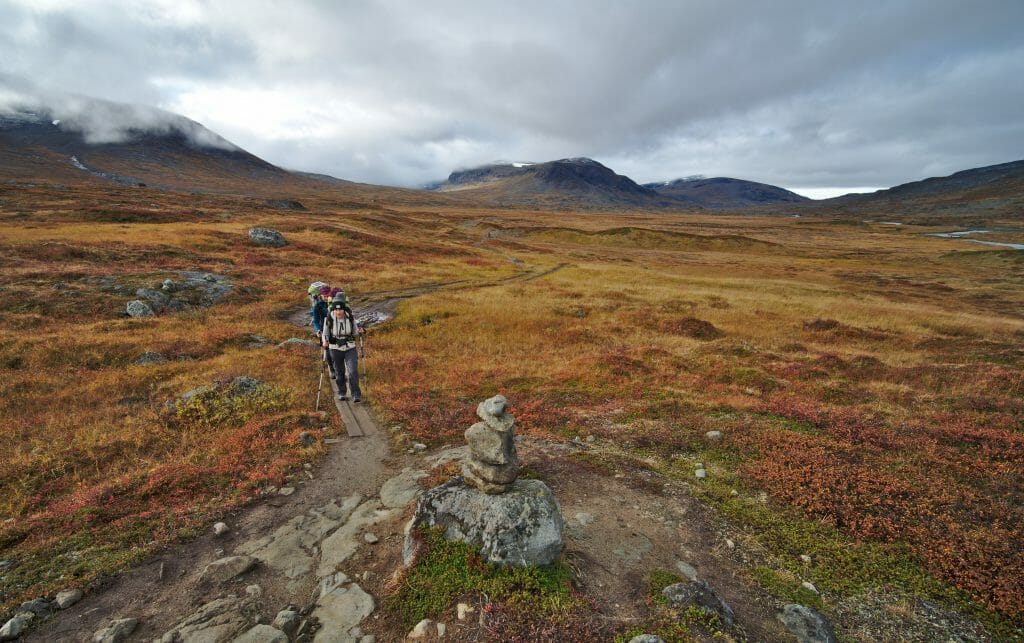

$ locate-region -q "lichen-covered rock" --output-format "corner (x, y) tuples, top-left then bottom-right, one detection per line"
(248, 227), (287, 247)
(126, 299), (154, 317)
(134, 351), (167, 365)
(199, 555), (257, 583)
(135, 287), (170, 308)
(234, 624), (289, 643)
(662, 580), (735, 626)
(463, 394), (519, 494)
(92, 617), (138, 643)
(778, 604), (837, 643)
(55, 588), (83, 609)
(277, 337), (318, 349)
(405, 477), (563, 567)
(0, 613), (33, 641)
(159, 596), (251, 642)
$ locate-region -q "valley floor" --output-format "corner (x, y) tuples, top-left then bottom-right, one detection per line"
(1, 182), (1022, 640)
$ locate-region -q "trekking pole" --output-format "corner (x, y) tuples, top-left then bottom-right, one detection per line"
(358, 331), (367, 390)
(315, 349), (326, 411)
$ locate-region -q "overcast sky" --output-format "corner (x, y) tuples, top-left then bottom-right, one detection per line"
(2, 0), (1023, 197)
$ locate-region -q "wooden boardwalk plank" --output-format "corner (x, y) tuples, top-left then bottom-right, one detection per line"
(350, 402), (376, 435)
(328, 378), (364, 437)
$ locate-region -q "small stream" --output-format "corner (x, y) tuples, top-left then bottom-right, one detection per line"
(926, 229), (1024, 250)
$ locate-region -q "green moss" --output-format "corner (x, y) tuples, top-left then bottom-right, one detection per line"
(647, 568), (685, 604)
(615, 622), (693, 643)
(391, 526), (577, 629)
(751, 566), (824, 612)
(174, 382), (287, 429)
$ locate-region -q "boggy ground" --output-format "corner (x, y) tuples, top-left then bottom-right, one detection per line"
(1, 181), (1023, 640)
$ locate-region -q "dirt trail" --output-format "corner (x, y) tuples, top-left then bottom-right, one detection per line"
(288, 262), (568, 329)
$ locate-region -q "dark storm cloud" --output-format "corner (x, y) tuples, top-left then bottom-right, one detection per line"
(1, 0), (1022, 193)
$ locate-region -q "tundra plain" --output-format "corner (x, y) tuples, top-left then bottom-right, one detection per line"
(1, 182), (1022, 639)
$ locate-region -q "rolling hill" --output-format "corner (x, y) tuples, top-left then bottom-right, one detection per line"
(817, 159), (1024, 219)
(643, 176), (809, 208)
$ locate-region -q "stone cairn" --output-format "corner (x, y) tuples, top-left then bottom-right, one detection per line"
(463, 395), (519, 494)
(404, 394), (564, 567)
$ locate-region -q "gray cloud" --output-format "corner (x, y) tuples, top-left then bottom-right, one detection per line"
(1, 0), (1022, 193)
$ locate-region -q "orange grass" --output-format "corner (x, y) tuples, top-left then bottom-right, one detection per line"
(1, 181), (1023, 627)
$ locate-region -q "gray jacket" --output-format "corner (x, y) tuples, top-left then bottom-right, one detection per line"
(323, 309), (358, 350)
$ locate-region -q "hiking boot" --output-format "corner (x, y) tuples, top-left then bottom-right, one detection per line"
(337, 394), (347, 401)
(352, 397), (362, 403)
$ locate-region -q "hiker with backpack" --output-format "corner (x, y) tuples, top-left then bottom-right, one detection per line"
(311, 285), (335, 377)
(322, 291), (364, 402)
(310, 285), (331, 339)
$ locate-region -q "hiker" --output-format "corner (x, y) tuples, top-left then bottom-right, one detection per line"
(311, 285), (331, 339)
(322, 291), (363, 402)
(307, 281), (327, 307)
(311, 285), (335, 377)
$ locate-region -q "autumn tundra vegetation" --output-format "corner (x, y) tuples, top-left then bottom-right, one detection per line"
(1, 178), (1023, 639)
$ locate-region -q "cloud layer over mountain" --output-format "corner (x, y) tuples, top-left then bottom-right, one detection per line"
(1, 0), (1022, 193)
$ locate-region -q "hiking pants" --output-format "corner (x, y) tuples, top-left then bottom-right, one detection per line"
(329, 347), (361, 399)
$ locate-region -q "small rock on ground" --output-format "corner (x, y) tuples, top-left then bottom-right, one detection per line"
(278, 486), (295, 496)
(662, 580), (735, 626)
(213, 521), (230, 536)
(363, 532), (379, 544)
(629, 636), (666, 643)
(126, 300), (154, 317)
(55, 588), (83, 609)
(676, 560), (698, 581)
(273, 609), (300, 637)
(1, 613), (33, 640)
(456, 603), (474, 620)
(92, 617), (138, 643)
(200, 555), (257, 583)
(407, 618), (433, 639)
(778, 604), (837, 643)
(574, 512), (595, 526)
(19, 598), (52, 615)
(233, 624), (289, 643)
(248, 227), (287, 247)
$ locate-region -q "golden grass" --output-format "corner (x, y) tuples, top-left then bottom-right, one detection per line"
(1, 180), (1022, 627)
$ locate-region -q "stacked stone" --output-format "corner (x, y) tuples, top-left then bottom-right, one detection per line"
(462, 395), (519, 494)
(405, 394), (564, 567)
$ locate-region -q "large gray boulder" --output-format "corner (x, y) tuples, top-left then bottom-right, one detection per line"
(248, 227), (287, 247)
(778, 604), (837, 643)
(405, 477), (563, 567)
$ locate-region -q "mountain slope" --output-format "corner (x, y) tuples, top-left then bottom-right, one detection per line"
(0, 108), (298, 192)
(644, 176), (809, 208)
(0, 98), (456, 207)
(814, 160), (1024, 221)
(431, 158), (698, 210)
